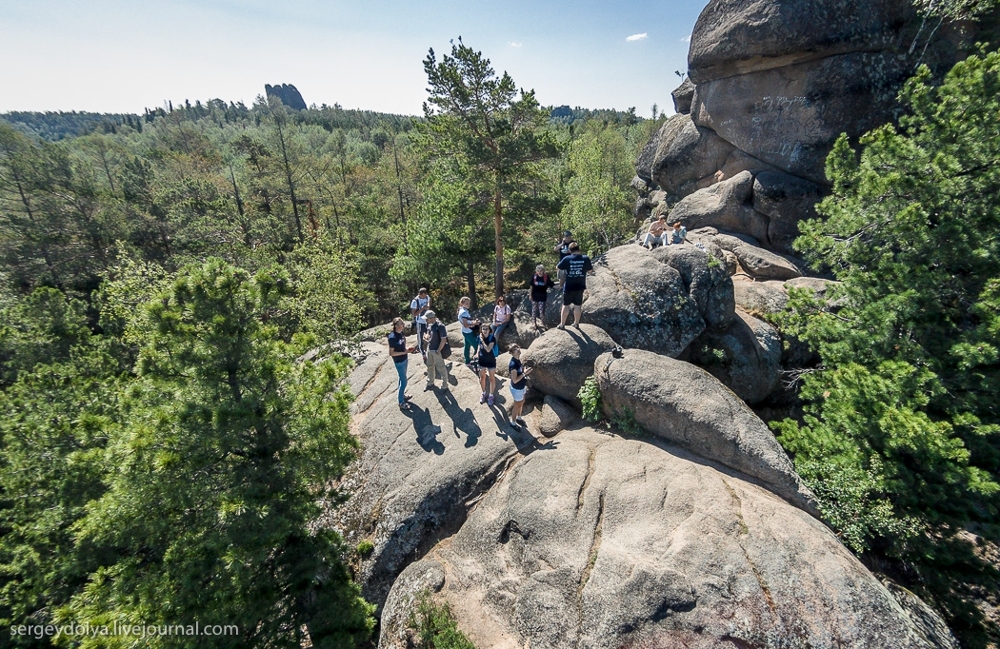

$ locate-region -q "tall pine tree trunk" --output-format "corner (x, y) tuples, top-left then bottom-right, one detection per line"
(493, 180), (504, 298)
(467, 260), (477, 310)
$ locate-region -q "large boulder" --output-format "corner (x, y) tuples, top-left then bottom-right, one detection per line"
(650, 242), (735, 330)
(669, 171), (771, 243)
(582, 246), (706, 357)
(538, 394), (577, 437)
(380, 428), (944, 649)
(687, 0), (918, 83)
(328, 343), (537, 612)
(711, 232), (804, 281)
(594, 347), (815, 512)
(733, 277), (789, 317)
(645, 113), (735, 198)
(692, 53), (913, 185)
(684, 309), (783, 405)
(671, 77), (696, 114)
(753, 170), (824, 253)
(521, 324), (619, 408)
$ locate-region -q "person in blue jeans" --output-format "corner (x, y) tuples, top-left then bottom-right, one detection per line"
(387, 317), (415, 410)
(492, 295), (512, 342)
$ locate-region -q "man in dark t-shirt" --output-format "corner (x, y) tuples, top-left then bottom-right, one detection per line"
(555, 242), (593, 330)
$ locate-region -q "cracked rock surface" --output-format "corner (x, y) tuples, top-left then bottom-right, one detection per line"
(379, 428), (940, 649)
(330, 343), (949, 649)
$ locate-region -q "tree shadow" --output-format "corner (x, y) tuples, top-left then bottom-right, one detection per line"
(404, 403), (445, 455)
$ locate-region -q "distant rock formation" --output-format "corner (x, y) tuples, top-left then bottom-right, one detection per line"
(264, 83), (307, 111)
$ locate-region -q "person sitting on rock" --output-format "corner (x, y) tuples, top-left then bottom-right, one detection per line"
(492, 295), (512, 342)
(668, 221), (688, 245)
(642, 215), (669, 249)
(507, 344), (532, 430)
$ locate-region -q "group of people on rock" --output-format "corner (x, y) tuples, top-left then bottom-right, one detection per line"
(641, 215), (688, 250)
(387, 230), (596, 432)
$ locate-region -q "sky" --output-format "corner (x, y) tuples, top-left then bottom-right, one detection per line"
(0, 0), (705, 117)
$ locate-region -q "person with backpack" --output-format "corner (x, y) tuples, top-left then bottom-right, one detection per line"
(410, 287), (431, 360)
(530, 264), (555, 329)
(387, 317), (416, 411)
(477, 323), (498, 405)
(457, 296), (481, 365)
(492, 295), (512, 342)
(556, 242), (594, 330)
(422, 311), (450, 391)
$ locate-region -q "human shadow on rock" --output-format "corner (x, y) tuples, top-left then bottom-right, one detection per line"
(405, 404), (445, 455)
(435, 388), (483, 448)
(488, 403), (555, 455)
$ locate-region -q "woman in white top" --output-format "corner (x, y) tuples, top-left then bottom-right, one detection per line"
(457, 296), (480, 365)
(492, 295), (512, 343)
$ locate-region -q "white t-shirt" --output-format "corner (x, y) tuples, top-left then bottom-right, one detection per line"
(411, 295), (430, 325)
(494, 304), (511, 325)
(458, 307), (474, 334)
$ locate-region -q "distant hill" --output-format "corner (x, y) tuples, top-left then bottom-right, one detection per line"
(548, 105), (639, 126)
(0, 111), (140, 141)
(2, 102), (644, 144)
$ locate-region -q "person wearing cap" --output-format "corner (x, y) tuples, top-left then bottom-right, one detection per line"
(554, 231), (575, 285)
(410, 287), (432, 360)
(422, 310), (450, 391)
(642, 215), (669, 249)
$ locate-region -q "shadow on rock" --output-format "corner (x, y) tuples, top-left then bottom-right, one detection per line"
(434, 388), (483, 448)
(405, 405), (445, 455)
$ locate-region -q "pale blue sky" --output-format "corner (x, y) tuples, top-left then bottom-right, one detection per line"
(0, 0), (704, 116)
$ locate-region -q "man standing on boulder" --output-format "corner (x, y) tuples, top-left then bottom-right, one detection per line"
(556, 242), (593, 330)
(422, 311), (450, 392)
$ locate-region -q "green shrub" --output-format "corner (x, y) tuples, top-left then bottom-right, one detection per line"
(611, 407), (645, 437)
(408, 592), (475, 649)
(577, 376), (603, 422)
(356, 539), (375, 557)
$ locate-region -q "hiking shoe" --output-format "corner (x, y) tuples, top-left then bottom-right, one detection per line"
(399, 402), (411, 411)
(480, 392), (487, 404)
(510, 421), (521, 432)
(557, 324), (565, 330)
(488, 394), (495, 406)
(572, 322), (581, 330)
